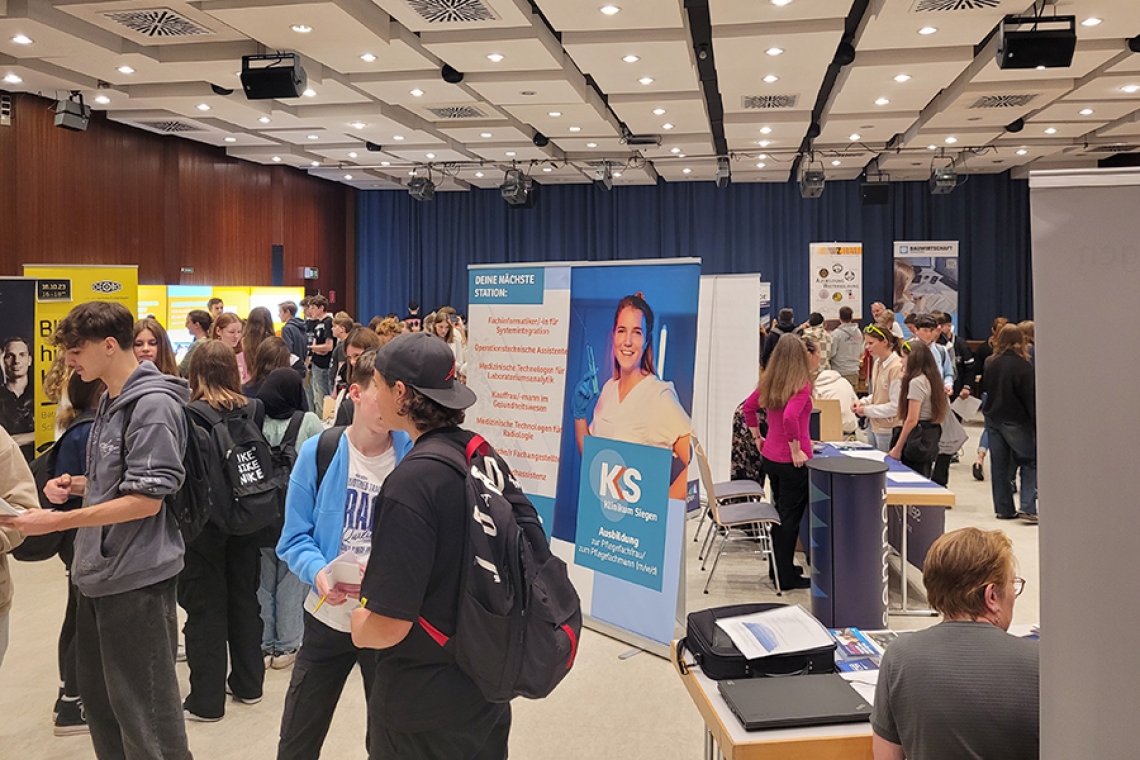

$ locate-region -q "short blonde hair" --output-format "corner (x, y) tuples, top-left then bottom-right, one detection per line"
(923, 527), (1014, 619)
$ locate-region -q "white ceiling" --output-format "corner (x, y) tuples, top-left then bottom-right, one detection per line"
(1, 0), (1139, 190)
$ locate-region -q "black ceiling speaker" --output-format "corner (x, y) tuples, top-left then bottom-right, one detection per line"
(1129, 35), (1140, 54)
(806, 122), (821, 139)
(532, 132), (549, 147)
(240, 53), (306, 100)
(210, 84), (234, 96)
(441, 64), (464, 84)
(995, 15), (1077, 70)
(860, 181), (891, 206)
(1006, 118), (1025, 133)
(365, 141), (383, 152)
(834, 40), (856, 67)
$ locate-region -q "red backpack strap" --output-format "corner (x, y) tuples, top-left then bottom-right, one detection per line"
(465, 434), (489, 464)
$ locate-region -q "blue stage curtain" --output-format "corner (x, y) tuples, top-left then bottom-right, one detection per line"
(356, 173), (1032, 340)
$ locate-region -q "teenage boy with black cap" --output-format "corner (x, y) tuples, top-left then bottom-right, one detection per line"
(351, 332), (511, 759)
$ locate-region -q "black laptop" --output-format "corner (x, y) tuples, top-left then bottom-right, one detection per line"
(717, 675), (872, 731)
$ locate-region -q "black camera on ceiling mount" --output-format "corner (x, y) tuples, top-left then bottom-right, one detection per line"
(441, 65), (464, 84)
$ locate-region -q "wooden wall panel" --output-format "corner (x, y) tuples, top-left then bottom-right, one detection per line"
(0, 92), (351, 310)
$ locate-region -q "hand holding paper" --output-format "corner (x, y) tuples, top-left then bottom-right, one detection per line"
(315, 551), (365, 609)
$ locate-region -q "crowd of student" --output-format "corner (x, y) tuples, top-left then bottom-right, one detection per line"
(0, 295), (519, 760)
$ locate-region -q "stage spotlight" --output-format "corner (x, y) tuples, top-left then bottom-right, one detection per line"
(54, 92), (90, 131)
(930, 165), (957, 195)
(715, 157), (731, 189)
(500, 168), (535, 208)
(594, 163), (613, 191)
(800, 169), (824, 198)
(408, 176), (435, 202)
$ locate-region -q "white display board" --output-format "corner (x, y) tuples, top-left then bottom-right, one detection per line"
(692, 274), (762, 482)
(809, 243), (862, 320)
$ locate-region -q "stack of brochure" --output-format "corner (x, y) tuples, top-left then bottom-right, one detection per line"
(830, 629), (903, 672)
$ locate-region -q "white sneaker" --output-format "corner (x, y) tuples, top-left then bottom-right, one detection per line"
(271, 651), (298, 670)
(176, 644), (187, 663)
(184, 709), (221, 723)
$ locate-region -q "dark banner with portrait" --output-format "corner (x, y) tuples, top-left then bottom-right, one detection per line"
(0, 278), (39, 460)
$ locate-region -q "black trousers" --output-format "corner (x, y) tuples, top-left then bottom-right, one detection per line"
(75, 577), (191, 760)
(278, 612), (379, 760)
(930, 453), (952, 487)
(762, 458), (809, 588)
(58, 571), (79, 698)
(370, 703), (511, 760)
(178, 522), (264, 719)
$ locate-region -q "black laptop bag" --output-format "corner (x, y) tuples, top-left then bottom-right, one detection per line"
(676, 603), (836, 681)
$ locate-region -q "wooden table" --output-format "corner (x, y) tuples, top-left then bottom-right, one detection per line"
(672, 642), (873, 760)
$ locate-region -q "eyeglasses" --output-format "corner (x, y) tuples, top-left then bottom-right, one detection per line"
(864, 325), (887, 339)
(1012, 577), (1026, 597)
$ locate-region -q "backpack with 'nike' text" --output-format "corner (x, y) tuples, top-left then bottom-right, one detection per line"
(407, 433), (582, 703)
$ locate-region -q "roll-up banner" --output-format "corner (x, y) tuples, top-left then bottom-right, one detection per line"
(0, 278), (40, 460)
(892, 241), (960, 329)
(810, 243), (862, 320)
(467, 259), (700, 655)
(23, 265), (138, 454)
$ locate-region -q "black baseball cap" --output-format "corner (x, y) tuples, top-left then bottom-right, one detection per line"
(374, 332), (477, 410)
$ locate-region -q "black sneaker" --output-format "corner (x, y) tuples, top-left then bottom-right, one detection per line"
(53, 699), (88, 737)
(972, 462), (985, 481)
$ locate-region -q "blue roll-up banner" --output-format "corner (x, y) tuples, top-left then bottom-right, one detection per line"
(466, 259), (701, 655)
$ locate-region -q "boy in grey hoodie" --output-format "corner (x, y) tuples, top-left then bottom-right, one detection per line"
(4, 302), (192, 760)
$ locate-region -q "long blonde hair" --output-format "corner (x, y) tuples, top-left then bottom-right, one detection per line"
(994, 324), (1028, 360)
(759, 334), (811, 410)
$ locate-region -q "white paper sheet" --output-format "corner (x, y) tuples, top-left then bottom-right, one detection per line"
(843, 449), (888, 462)
(839, 670), (879, 705)
(716, 605), (835, 660)
(0, 497), (25, 517)
(951, 395), (982, 421)
(886, 472), (929, 484)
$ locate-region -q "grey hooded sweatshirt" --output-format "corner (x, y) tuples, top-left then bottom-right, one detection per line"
(72, 361), (189, 598)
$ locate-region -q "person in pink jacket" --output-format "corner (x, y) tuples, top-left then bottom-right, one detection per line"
(758, 334), (814, 590)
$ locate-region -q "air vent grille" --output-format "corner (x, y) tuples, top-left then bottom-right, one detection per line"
(404, 0), (499, 24)
(741, 94), (798, 110)
(427, 105), (487, 119)
(104, 9), (213, 37)
(134, 120), (201, 133)
(969, 94), (1038, 109)
(912, 0), (1002, 11)
(1085, 145), (1140, 154)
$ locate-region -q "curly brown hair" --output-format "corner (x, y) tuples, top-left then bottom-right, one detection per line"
(379, 372), (464, 432)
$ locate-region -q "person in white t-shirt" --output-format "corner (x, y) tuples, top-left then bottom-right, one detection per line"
(276, 348), (413, 759)
(572, 293), (692, 499)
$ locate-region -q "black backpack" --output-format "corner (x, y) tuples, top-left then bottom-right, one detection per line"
(187, 400), (287, 536)
(12, 410), (97, 562)
(407, 433), (582, 703)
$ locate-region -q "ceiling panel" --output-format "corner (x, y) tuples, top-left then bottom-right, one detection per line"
(371, 0), (533, 34)
(465, 70), (587, 105)
(724, 114), (812, 152)
(499, 102), (617, 137)
(609, 94), (709, 137)
(437, 122), (532, 143)
(1034, 99), (1138, 123)
(856, 0), (1019, 53)
(351, 73), (478, 107)
(829, 59), (971, 116)
(563, 34), (699, 96)
(535, 0), (686, 33)
(60, 0), (248, 45)
(816, 114), (921, 147)
(971, 46), (1122, 83)
(714, 25), (843, 115)
(421, 28), (564, 74)
(709, 0), (848, 26)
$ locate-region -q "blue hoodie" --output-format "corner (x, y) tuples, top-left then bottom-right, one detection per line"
(277, 428), (413, 587)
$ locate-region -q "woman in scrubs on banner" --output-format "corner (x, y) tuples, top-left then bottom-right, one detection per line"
(573, 293), (691, 499)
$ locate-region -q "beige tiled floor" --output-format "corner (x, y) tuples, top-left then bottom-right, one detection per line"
(0, 422), (1038, 759)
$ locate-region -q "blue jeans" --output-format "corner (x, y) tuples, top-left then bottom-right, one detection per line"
(986, 421), (1037, 517)
(306, 365), (331, 418)
(259, 549), (306, 654)
(867, 429), (893, 452)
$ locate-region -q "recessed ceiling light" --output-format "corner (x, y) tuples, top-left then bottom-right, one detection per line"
(291, 24), (312, 33)
(894, 74), (911, 83)
(586, 142), (598, 148)
(759, 126), (772, 134)
(548, 111), (561, 117)
(224, 136), (236, 142)
(349, 152), (358, 158)
(95, 95), (111, 104)
(756, 162), (767, 168)
(311, 161), (320, 167)
(623, 55), (639, 63)
(408, 171), (415, 176)
(1079, 108), (1094, 116)
(1016, 149), (1028, 155)
(1035, 65), (1045, 71)
(426, 153), (436, 159)
(653, 108), (666, 115)
(307, 134), (319, 140)
(196, 103), (210, 111)
(875, 97), (890, 106)
(480, 132), (493, 138)
(381, 161), (390, 166)
(1082, 17), (1103, 27)
(918, 26), (937, 35)
(662, 123), (674, 130)
(3, 73), (21, 84)
(771, 0), (793, 6)
(944, 136), (957, 144)
(766, 47), (784, 56)
(927, 144), (937, 150)
(849, 133), (861, 141)
(600, 5), (621, 15)
(1122, 85), (1140, 94)
(410, 89), (424, 97)
(487, 53), (504, 63)
(763, 75), (779, 83)
(360, 53), (376, 62)
(670, 147), (681, 154)
(613, 171), (623, 178)
(258, 116), (271, 124)
(12, 35), (32, 45)
(344, 174), (353, 180)
(393, 135), (404, 140)
(117, 65), (135, 74)
(542, 167), (552, 172)
(1044, 127), (1057, 134)
(351, 122), (366, 129)
(638, 77), (654, 85)
(758, 153), (768, 159)
(272, 156), (282, 162)
(831, 160), (843, 167)
(758, 140), (770, 147)
(506, 151), (516, 156)
(303, 88), (316, 97)
(682, 168), (692, 174)
(678, 153), (685, 158)
(569, 126), (581, 132)
(475, 171), (485, 178)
